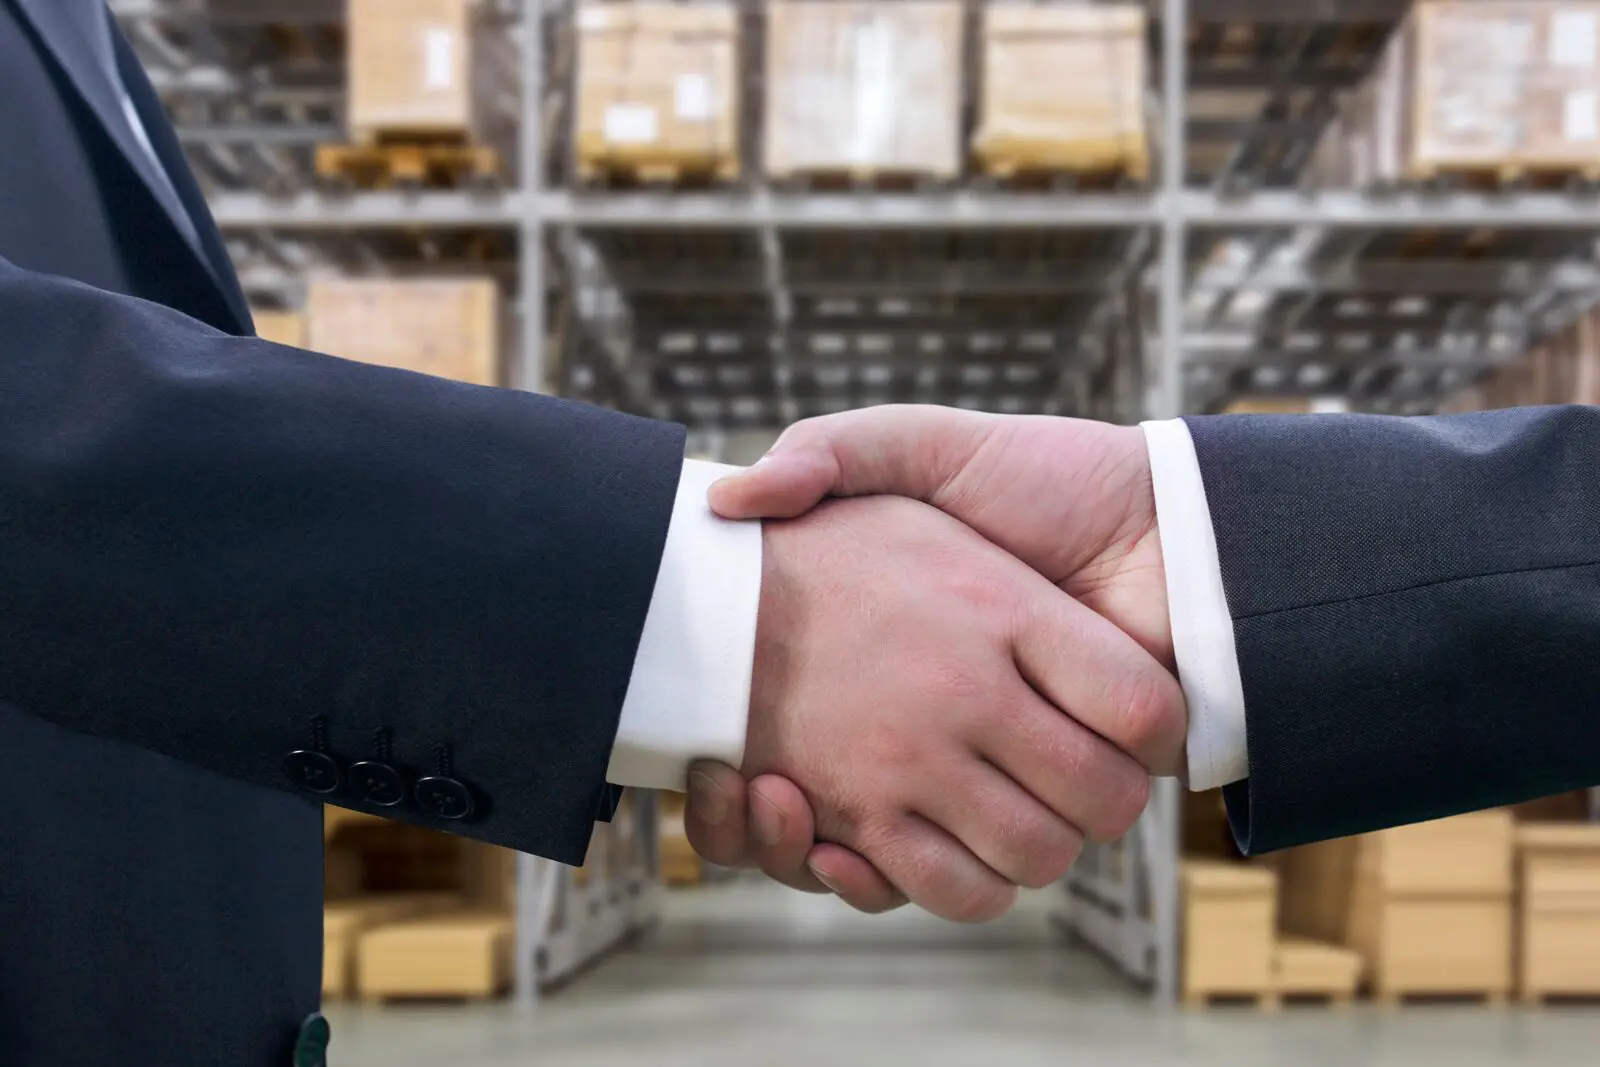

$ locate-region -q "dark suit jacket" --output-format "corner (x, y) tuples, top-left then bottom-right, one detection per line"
(1185, 406), (1600, 854)
(0, 3), (679, 1063)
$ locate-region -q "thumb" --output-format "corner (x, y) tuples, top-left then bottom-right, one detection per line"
(707, 405), (993, 520)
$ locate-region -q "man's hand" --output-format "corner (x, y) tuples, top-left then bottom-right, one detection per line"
(684, 407), (1177, 912)
(688, 493), (1182, 923)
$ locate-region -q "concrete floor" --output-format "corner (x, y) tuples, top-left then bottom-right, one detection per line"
(326, 879), (1600, 1067)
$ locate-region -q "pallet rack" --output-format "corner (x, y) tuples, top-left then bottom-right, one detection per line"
(112, 0), (1600, 1009)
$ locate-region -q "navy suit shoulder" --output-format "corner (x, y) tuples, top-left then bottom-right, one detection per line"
(1184, 406), (1600, 854)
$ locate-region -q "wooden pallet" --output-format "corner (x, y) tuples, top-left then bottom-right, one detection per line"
(1373, 990), (1509, 1009)
(1373, 163), (1600, 195)
(574, 157), (739, 190)
(1184, 990), (1284, 1011)
(973, 159), (1149, 192)
(315, 138), (502, 191)
(1521, 992), (1600, 1008)
(769, 169), (956, 194)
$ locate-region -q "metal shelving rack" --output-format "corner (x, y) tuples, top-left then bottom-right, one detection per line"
(114, 0), (1600, 1009)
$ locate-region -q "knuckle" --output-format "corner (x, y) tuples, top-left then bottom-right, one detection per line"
(948, 880), (1016, 924)
(1004, 812), (1081, 889)
(1088, 764), (1151, 842)
(1023, 834), (1085, 889)
(1110, 666), (1185, 766)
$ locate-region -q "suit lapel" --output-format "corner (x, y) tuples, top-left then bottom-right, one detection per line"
(113, 28), (252, 331)
(12, 0), (251, 333)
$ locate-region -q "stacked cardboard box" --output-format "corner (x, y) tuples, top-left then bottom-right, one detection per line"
(973, 4), (1148, 182)
(573, 1), (741, 183)
(306, 277), (502, 387)
(346, 0), (508, 144)
(251, 309), (306, 349)
(764, 1), (963, 181)
(1181, 860), (1277, 1005)
(1308, 2), (1600, 187)
(1276, 811), (1515, 1004)
(1515, 823), (1600, 1001)
(1439, 307), (1600, 412)
(321, 803), (517, 1001)
(657, 791), (702, 886)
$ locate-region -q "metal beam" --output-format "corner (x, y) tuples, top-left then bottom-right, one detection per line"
(1187, 189), (1600, 228)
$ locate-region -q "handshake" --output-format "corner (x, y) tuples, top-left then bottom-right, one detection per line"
(680, 406), (1187, 922)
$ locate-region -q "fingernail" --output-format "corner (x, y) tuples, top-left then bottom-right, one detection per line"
(808, 862), (843, 894)
(751, 791), (787, 846)
(688, 771), (730, 826)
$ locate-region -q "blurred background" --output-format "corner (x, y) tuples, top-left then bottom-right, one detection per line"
(113, 0), (1600, 1063)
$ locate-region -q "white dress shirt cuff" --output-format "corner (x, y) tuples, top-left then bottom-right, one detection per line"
(1139, 419), (1250, 791)
(605, 459), (762, 792)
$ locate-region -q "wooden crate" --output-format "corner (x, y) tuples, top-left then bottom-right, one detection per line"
(973, 4), (1147, 184)
(574, 2), (740, 185)
(356, 909), (514, 1000)
(347, 0), (502, 144)
(306, 277), (502, 386)
(1517, 824), (1600, 1001)
(1181, 860), (1277, 1006)
(764, 1), (963, 184)
(252, 309), (306, 348)
(1272, 937), (1363, 1005)
(323, 893), (455, 999)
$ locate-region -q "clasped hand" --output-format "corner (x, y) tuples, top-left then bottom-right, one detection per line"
(680, 406), (1185, 921)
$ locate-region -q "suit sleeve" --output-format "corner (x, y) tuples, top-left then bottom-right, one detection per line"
(1184, 406), (1600, 855)
(0, 257), (684, 865)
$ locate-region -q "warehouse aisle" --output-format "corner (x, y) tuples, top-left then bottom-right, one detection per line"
(326, 878), (1600, 1067)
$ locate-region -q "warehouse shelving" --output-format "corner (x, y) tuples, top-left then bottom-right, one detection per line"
(112, 0), (1600, 1011)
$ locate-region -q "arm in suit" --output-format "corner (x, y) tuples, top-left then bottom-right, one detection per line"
(1180, 406), (1600, 853)
(0, 255), (698, 864)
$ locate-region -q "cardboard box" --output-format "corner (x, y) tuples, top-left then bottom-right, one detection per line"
(306, 277), (502, 386)
(1442, 308), (1600, 412)
(323, 893), (455, 998)
(1181, 860), (1277, 1001)
(356, 910), (514, 1000)
(1309, 2), (1600, 185)
(1272, 937), (1363, 1001)
(574, 1), (740, 181)
(764, 1), (963, 180)
(973, 4), (1147, 180)
(1516, 823), (1600, 998)
(1353, 894), (1513, 1000)
(251, 309), (306, 348)
(347, 0), (505, 142)
(1360, 810), (1514, 898)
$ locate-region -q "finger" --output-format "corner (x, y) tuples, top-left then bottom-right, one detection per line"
(683, 762), (753, 869)
(707, 406), (995, 520)
(979, 688), (1152, 844)
(862, 814), (1018, 924)
(743, 775), (831, 894)
(915, 757), (1084, 890)
(805, 842), (909, 914)
(1008, 575), (1188, 778)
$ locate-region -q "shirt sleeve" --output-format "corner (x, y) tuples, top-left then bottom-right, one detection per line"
(1139, 419), (1250, 790)
(604, 459), (763, 792)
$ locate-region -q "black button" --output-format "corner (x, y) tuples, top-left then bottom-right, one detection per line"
(350, 761), (405, 807)
(415, 775), (474, 820)
(293, 1011), (331, 1067)
(283, 750), (341, 795)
